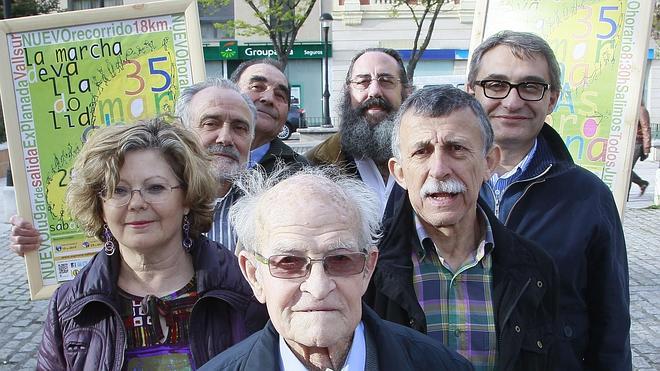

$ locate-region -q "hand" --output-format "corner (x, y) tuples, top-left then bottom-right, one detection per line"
(8, 215), (40, 257)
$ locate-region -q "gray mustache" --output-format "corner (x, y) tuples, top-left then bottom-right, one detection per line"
(420, 178), (466, 198)
(207, 144), (240, 161)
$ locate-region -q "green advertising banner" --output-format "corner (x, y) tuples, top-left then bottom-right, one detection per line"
(204, 41), (331, 61)
(470, 0), (653, 213)
(0, 0), (205, 299)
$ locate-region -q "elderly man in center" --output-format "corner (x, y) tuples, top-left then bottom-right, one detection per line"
(364, 86), (559, 371)
(200, 167), (472, 370)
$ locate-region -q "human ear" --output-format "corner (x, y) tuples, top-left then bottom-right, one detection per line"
(484, 145), (501, 181)
(389, 157), (407, 190)
(547, 90), (559, 113)
(360, 249), (379, 292)
(239, 251), (266, 303)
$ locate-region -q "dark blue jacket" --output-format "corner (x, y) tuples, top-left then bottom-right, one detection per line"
(200, 304), (472, 371)
(257, 137), (309, 175)
(480, 124), (631, 371)
(37, 236), (268, 370)
(364, 195), (559, 371)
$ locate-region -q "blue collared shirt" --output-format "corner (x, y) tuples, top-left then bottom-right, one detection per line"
(249, 142), (271, 168)
(488, 139), (537, 201)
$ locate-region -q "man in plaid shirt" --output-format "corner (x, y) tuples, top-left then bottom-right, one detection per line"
(364, 85), (559, 371)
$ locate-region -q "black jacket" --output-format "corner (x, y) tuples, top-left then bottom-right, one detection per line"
(37, 236), (268, 370)
(257, 137), (309, 175)
(304, 132), (405, 220)
(480, 124), (631, 371)
(200, 304), (473, 371)
(364, 196), (559, 371)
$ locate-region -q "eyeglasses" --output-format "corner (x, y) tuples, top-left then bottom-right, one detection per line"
(253, 251), (368, 279)
(100, 182), (184, 207)
(475, 80), (550, 101)
(348, 75), (400, 91)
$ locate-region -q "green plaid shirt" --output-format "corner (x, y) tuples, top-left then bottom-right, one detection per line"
(412, 206), (497, 371)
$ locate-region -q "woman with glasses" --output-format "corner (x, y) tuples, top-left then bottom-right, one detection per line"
(37, 117), (267, 370)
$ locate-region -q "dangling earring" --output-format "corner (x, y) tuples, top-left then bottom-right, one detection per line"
(182, 215), (192, 252)
(103, 224), (116, 256)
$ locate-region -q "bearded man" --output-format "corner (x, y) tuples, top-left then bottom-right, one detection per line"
(305, 48), (410, 219)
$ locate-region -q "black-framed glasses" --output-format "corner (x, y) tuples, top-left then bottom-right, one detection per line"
(253, 251), (368, 279)
(475, 79), (550, 101)
(100, 182), (184, 207)
(348, 75), (400, 91)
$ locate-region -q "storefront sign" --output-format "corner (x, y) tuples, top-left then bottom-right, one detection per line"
(204, 41), (331, 61)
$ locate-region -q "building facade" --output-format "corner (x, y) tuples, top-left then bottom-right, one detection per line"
(56, 0), (660, 128)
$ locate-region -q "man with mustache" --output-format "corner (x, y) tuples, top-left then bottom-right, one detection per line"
(305, 48), (410, 218)
(230, 59), (309, 174)
(364, 86), (559, 370)
(467, 31), (630, 370)
(174, 78), (256, 252)
(9, 78), (256, 254)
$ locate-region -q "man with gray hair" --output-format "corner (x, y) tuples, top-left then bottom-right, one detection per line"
(200, 166), (472, 370)
(467, 30), (630, 370)
(305, 48), (411, 219)
(173, 78), (256, 251)
(365, 86), (559, 370)
(8, 78), (256, 254)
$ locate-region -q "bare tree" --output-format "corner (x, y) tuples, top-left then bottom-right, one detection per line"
(391, 0), (458, 81)
(201, 0), (317, 68)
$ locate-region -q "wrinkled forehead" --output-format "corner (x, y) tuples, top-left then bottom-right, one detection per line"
(261, 176), (356, 217)
(239, 63), (288, 87)
(399, 108), (484, 146)
(350, 52), (400, 79)
(255, 176), (361, 250)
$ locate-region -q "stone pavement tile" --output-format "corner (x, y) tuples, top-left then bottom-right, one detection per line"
(12, 333), (30, 341)
(623, 208), (660, 369)
(21, 358), (38, 370)
(10, 321), (29, 328)
(632, 355), (651, 369)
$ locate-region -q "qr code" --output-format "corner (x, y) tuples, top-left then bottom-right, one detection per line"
(58, 263), (69, 275)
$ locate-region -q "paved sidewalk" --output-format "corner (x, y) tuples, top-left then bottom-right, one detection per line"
(0, 162), (658, 370)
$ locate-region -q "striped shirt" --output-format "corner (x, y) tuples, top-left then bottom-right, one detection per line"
(488, 138), (537, 201)
(412, 207), (497, 370)
(206, 187), (239, 252)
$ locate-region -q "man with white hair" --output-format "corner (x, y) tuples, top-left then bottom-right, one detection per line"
(201, 167), (472, 370)
(365, 86), (559, 370)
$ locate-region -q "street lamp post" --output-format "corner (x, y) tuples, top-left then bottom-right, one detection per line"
(320, 13), (333, 128)
(3, 0), (11, 19)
